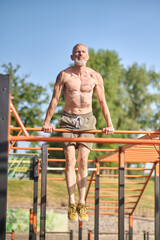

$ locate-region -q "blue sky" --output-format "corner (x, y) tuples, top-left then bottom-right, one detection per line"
(1, 0), (160, 93)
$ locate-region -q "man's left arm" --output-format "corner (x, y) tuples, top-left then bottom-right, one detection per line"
(94, 72), (114, 135)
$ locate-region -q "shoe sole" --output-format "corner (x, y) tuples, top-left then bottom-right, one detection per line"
(78, 216), (88, 222)
(68, 218), (78, 223)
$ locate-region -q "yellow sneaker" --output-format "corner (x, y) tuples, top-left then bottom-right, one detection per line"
(68, 203), (78, 222)
(77, 203), (88, 221)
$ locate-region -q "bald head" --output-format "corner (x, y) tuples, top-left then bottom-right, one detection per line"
(72, 43), (88, 54)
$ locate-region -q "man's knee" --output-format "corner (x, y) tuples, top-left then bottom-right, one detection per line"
(77, 155), (88, 170)
(65, 146), (76, 170)
(66, 158), (76, 171)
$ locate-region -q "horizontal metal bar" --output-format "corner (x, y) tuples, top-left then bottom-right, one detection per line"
(47, 167), (97, 171)
(9, 136), (160, 145)
(100, 182), (118, 184)
(86, 200), (136, 203)
(99, 167), (118, 170)
(87, 194), (139, 198)
(42, 178), (96, 181)
(10, 146), (118, 152)
(10, 127), (160, 135)
(125, 168), (152, 171)
(88, 212), (130, 215)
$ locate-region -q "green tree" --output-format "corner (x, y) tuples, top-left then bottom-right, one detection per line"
(122, 63), (160, 130)
(1, 62), (49, 149)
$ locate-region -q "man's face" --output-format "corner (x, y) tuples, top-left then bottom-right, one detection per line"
(71, 45), (89, 66)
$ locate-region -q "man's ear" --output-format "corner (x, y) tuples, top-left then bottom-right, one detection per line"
(70, 55), (74, 61)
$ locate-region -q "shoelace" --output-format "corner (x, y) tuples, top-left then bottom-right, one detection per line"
(70, 205), (77, 213)
(78, 205), (87, 214)
(72, 116), (83, 128)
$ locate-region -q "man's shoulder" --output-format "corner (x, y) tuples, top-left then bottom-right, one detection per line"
(86, 67), (100, 76)
(86, 67), (101, 80)
(86, 67), (95, 73)
(62, 67), (73, 74)
(57, 68), (72, 80)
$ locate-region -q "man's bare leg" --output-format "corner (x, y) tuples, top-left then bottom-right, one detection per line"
(64, 145), (76, 204)
(77, 145), (90, 204)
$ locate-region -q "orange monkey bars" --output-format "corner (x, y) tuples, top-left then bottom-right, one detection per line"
(8, 97), (160, 240)
(0, 81), (159, 240)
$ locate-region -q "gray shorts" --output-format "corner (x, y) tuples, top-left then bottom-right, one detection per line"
(60, 111), (96, 150)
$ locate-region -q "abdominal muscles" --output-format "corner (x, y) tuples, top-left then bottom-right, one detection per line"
(64, 90), (93, 112)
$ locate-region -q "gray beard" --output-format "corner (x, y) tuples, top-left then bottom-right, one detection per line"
(74, 58), (87, 66)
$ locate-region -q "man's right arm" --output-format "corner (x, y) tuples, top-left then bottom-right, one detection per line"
(42, 71), (64, 133)
(94, 72), (114, 135)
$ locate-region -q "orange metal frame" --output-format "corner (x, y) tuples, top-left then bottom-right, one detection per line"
(9, 100), (160, 235)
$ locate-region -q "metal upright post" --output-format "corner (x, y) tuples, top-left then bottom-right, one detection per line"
(78, 220), (82, 240)
(0, 75), (10, 240)
(40, 144), (48, 240)
(29, 209), (34, 240)
(33, 155), (39, 240)
(88, 230), (93, 240)
(11, 230), (14, 240)
(129, 214), (133, 240)
(155, 162), (159, 240)
(70, 230), (73, 240)
(158, 141), (160, 240)
(118, 146), (125, 240)
(94, 159), (99, 240)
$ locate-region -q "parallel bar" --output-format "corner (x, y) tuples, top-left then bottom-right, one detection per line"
(9, 136), (160, 145)
(40, 144), (48, 240)
(0, 75), (10, 240)
(118, 146), (125, 240)
(10, 126), (160, 135)
(10, 146), (118, 152)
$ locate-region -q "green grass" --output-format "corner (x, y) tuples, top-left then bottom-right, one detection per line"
(7, 173), (155, 209)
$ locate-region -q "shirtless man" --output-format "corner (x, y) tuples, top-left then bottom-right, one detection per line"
(42, 43), (114, 222)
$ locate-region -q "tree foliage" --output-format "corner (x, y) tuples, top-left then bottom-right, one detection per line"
(1, 62), (49, 148)
(123, 63), (160, 130)
(88, 49), (160, 132)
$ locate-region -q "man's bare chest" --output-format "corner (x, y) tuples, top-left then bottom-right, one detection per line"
(64, 74), (95, 93)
